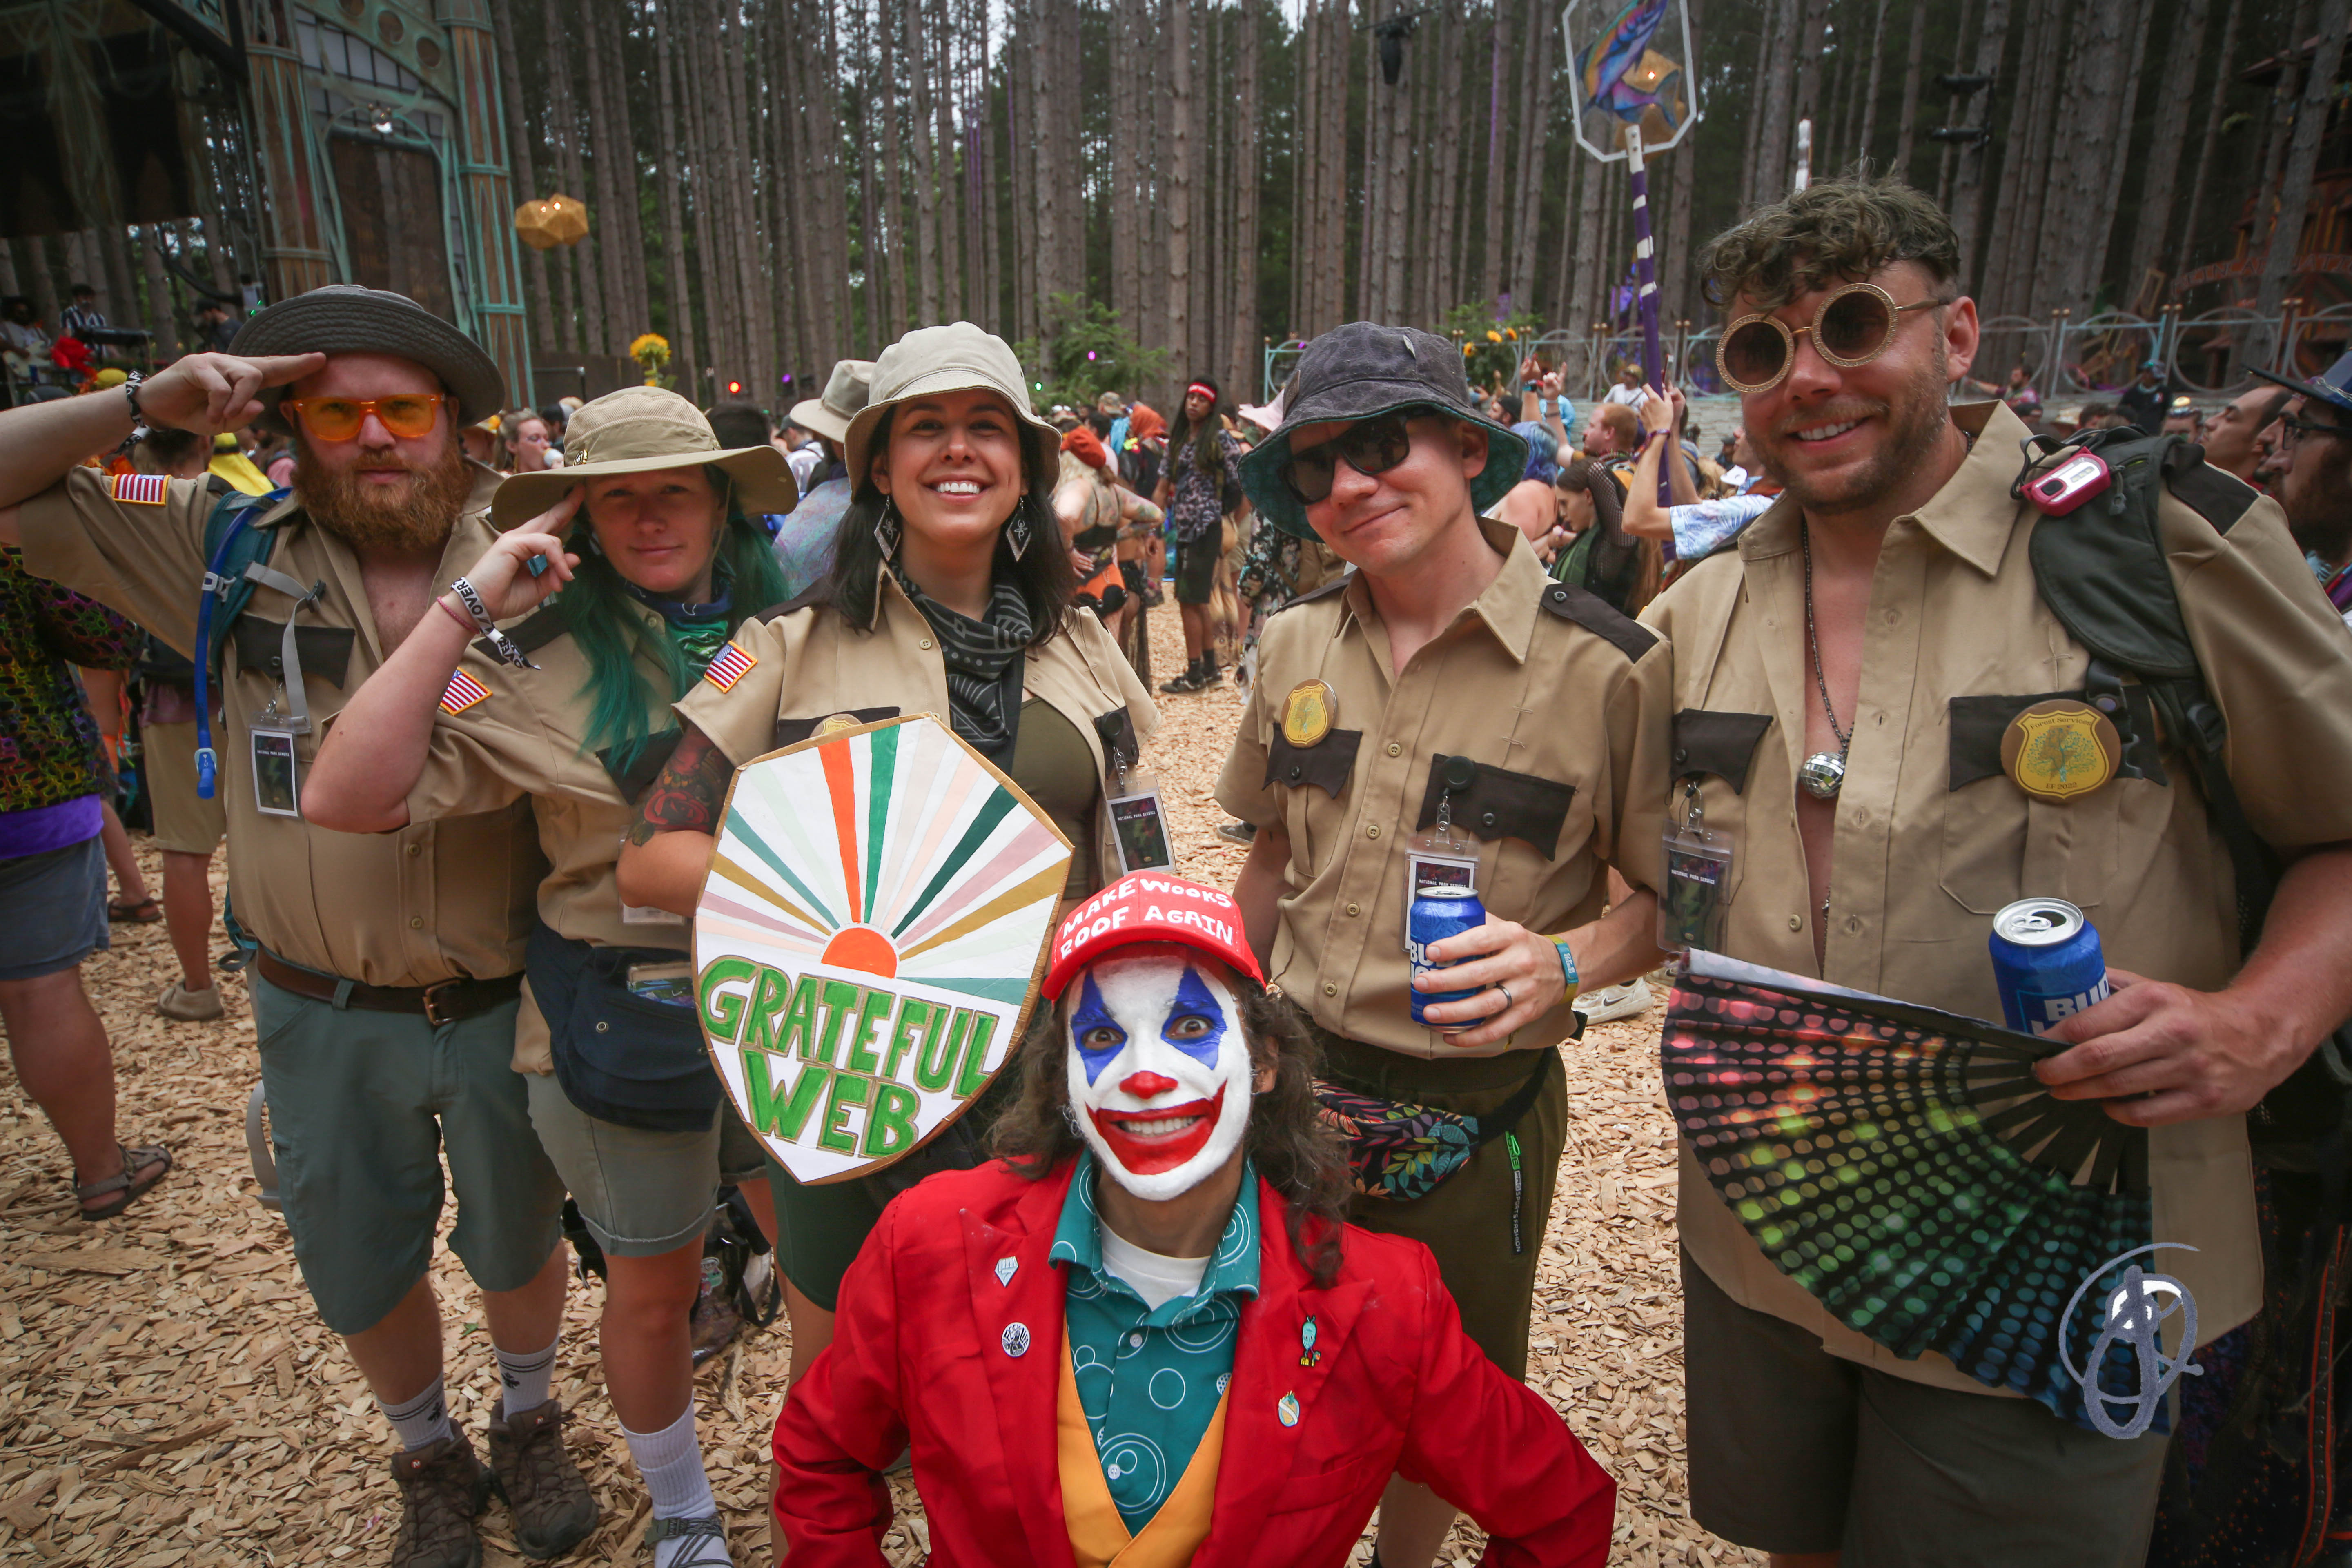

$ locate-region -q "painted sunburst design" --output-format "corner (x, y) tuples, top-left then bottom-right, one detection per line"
(695, 715), (1072, 1184)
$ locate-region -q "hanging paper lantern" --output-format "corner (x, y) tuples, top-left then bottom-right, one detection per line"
(514, 193), (591, 250)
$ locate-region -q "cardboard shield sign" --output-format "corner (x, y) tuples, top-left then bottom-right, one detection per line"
(693, 715), (1072, 1184)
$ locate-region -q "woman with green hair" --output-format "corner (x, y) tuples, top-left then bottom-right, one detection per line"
(304, 385), (796, 1568)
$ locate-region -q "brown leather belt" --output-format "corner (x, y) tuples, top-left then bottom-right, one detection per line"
(254, 949), (523, 1027)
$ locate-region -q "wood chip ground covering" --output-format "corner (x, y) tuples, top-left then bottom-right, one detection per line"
(0, 609), (1760, 1568)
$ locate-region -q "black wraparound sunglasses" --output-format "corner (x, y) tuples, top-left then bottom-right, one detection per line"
(1279, 412), (1417, 505)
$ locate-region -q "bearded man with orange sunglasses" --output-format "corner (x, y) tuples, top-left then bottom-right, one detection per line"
(0, 285), (597, 1568)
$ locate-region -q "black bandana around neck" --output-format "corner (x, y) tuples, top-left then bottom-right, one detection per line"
(898, 572), (1035, 756)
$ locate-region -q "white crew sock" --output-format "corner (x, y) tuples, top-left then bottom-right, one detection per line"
(494, 1334), (559, 1415)
(379, 1375), (455, 1452)
(623, 1404), (722, 1567)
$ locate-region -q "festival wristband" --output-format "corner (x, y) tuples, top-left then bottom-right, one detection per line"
(447, 575), (538, 669)
(1552, 937), (1580, 1003)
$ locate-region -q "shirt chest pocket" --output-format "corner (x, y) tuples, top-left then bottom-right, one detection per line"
(1937, 693), (2127, 915)
(1671, 709), (1775, 908)
(1414, 755), (1583, 916)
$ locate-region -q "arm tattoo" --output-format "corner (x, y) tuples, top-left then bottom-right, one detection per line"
(627, 727), (733, 845)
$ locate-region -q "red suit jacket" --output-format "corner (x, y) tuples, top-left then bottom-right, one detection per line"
(773, 1158), (1617, 1567)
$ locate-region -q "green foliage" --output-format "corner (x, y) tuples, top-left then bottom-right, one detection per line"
(1436, 301), (1550, 390)
(1015, 294), (1173, 406)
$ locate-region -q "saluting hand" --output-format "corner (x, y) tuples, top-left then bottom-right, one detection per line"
(135, 352), (329, 434)
(456, 496), (581, 620)
(1415, 916), (1569, 1050)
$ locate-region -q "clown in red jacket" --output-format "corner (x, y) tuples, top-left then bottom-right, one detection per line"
(772, 872), (1615, 1567)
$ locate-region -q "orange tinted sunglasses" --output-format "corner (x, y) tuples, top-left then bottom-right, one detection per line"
(285, 393), (446, 441)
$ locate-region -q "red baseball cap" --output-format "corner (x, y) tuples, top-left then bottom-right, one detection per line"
(1040, 871), (1264, 1000)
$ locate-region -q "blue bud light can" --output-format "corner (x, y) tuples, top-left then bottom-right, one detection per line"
(1409, 886), (1486, 1028)
(1989, 897), (2111, 1036)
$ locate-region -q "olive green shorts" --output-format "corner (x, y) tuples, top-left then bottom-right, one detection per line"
(525, 1073), (768, 1257)
(252, 973), (566, 1336)
(1314, 1029), (1567, 1380)
(1680, 1249), (2169, 1563)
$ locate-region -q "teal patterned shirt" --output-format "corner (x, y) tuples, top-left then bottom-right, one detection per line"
(1049, 1152), (1260, 1532)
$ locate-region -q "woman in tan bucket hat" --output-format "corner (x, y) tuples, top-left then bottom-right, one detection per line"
(304, 385), (801, 1568)
(612, 323), (1159, 1422)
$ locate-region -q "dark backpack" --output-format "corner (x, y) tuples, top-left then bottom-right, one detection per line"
(2026, 427), (2352, 1564)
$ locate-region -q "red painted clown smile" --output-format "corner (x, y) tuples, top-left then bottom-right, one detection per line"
(1087, 1086), (1227, 1174)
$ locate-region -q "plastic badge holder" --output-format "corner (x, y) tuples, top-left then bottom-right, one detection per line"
(1658, 783), (1733, 952)
(1404, 754), (1481, 951)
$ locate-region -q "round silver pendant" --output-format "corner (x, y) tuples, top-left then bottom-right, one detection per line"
(1799, 751), (1847, 799)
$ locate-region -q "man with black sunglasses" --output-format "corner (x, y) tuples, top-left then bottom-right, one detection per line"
(0, 285), (596, 1568)
(2250, 351), (2352, 628)
(1588, 176), (2352, 1568)
(1215, 321), (1674, 1568)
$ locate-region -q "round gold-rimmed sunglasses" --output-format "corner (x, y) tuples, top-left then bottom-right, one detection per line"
(1714, 282), (1947, 394)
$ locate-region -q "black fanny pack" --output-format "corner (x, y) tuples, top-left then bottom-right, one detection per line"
(526, 922), (718, 1133)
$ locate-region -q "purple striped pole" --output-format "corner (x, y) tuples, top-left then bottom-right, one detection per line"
(1625, 123), (1675, 546)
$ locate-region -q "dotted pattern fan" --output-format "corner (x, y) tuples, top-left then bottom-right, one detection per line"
(1664, 951), (2157, 1433)
(695, 715), (1071, 1183)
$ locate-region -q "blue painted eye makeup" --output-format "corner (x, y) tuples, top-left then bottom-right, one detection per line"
(1162, 968), (1228, 1069)
(1071, 973), (1127, 1084)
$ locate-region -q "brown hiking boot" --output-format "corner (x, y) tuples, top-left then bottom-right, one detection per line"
(387, 1432), (491, 1568)
(486, 1399), (599, 1559)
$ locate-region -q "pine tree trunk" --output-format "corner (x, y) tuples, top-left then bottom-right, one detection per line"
(2011, 0), (2071, 318)
(1509, 0), (1555, 303)
(1792, 0), (1831, 174)
(1572, 148), (1606, 344)
(1946, 0), (2011, 289)
(1482, 0), (1508, 305)
(1432, 0), (1463, 318)
(1112, 0), (1140, 336)
(906, 0), (939, 325)
(2255, 0), (2320, 277)
(578, 6), (625, 354)
(541, 0), (600, 356)
(1191, 0), (1212, 373)
(1288, 0), (1312, 337)
(1384, 4), (1412, 318)
(2174, 0), (2244, 278)
(1320, 0), (1345, 333)
(1167, 0), (1194, 371)
(491, 0), (555, 361)
(878, 0), (910, 337)
(607, 2), (653, 341)
(1891, 0), (1928, 182)
(1232, 0), (1261, 389)
(1737, 0), (1776, 208)
(2034, 0), (2129, 316)
(2085, 0), (2154, 311)
(2257, 0), (2352, 328)
(652, 0), (700, 387)
(1753, 0), (1802, 200)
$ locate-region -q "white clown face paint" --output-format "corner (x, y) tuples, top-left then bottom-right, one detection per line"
(1064, 947), (1253, 1201)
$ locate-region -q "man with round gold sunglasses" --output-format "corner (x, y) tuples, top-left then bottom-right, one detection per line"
(1584, 176), (2352, 1568)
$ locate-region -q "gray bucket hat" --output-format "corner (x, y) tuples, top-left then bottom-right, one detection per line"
(1239, 322), (1528, 539)
(788, 358), (875, 446)
(843, 322), (1061, 491)
(229, 283), (505, 425)
(490, 385), (797, 526)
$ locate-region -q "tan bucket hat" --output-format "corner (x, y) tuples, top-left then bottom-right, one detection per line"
(788, 358), (875, 446)
(491, 385), (797, 526)
(842, 323), (1060, 492)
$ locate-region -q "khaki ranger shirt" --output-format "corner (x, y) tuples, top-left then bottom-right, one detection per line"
(1642, 400), (2352, 1394)
(1215, 515), (1675, 1058)
(19, 463), (541, 987)
(675, 573), (1158, 889)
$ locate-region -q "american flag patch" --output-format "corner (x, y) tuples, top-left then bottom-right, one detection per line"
(439, 669), (491, 715)
(108, 472), (168, 506)
(703, 641), (757, 692)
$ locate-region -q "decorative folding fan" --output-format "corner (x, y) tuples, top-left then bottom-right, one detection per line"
(694, 715), (1071, 1184)
(1664, 950), (2163, 1433)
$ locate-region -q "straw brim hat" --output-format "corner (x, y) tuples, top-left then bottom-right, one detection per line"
(230, 283), (505, 425)
(491, 385), (798, 526)
(842, 323), (1060, 493)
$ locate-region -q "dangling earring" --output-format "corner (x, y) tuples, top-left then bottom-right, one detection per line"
(873, 498), (902, 559)
(1005, 499), (1033, 562)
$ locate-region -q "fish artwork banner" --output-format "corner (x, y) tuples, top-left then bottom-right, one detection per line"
(693, 715), (1072, 1184)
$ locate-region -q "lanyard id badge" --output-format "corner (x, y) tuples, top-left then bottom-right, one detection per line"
(1402, 757), (1481, 951)
(1100, 723), (1176, 873)
(251, 725), (301, 817)
(1658, 780), (1733, 952)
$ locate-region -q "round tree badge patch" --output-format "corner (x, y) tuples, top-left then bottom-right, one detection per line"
(2000, 700), (2122, 804)
(1280, 680), (1337, 748)
(693, 715), (1072, 1184)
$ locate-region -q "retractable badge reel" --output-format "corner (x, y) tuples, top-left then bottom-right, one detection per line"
(1096, 713), (1175, 873)
(1403, 754), (1481, 951)
(1658, 779), (1733, 952)
(246, 568), (330, 820)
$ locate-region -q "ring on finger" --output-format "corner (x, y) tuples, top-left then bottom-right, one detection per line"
(1496, 982), (1514, 1009)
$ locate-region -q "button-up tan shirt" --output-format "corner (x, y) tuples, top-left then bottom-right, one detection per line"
(1215, 516), (1674, 1058)
(1642, 401), (2352, 1391)
(20, 463), (542, 986)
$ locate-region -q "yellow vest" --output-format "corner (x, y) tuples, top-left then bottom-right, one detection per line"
(1057, 1325), (1227, 1568)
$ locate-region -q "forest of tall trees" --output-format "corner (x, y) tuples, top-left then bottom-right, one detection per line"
(495, 0), (2338, 405)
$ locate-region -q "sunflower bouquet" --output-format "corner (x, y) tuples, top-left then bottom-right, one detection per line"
(629, 332), (672, 388)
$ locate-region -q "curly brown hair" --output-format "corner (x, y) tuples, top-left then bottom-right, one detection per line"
(990, 973), (1355, 1287)
(1701, 175), (1961, 314)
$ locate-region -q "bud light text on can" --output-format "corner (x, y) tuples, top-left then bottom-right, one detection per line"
(1409, 886), (1487, 1028)
(1989, 897), (2111, 1036)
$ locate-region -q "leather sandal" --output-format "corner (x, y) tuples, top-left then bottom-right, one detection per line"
(77, 1142), (172, 1220)
(107, 895), (161, 924)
